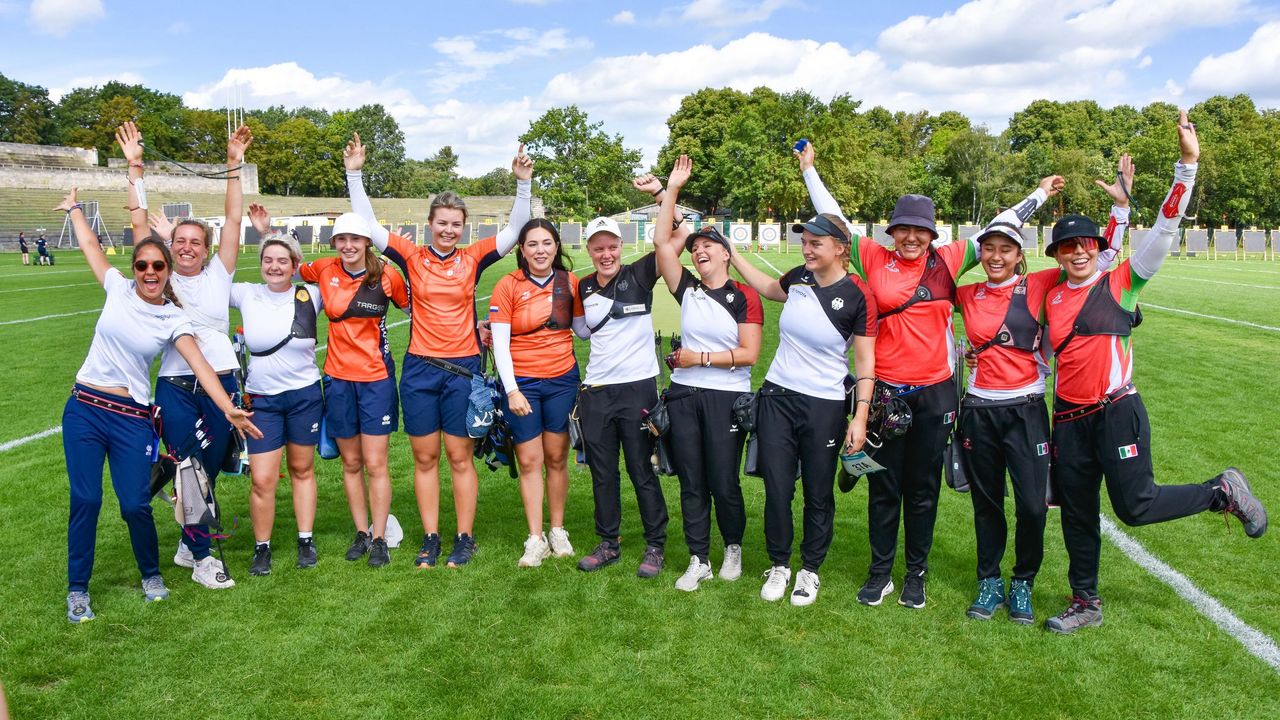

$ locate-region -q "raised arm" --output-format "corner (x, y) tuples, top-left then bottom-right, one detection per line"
(173, 335), (263, 440)
(797, 141), (853, 229)
(343, 133), (389, 251)
(1093, 154), (1135, 273)
(729, 246), (786, 302)
(653, 155), (689, 295)
(1131, 110), (1199, 281)
(495, 144), (535, 256)
(116, 122), (148, 239)
(55, 189), (112, 285)
(219, 125), (253, 273)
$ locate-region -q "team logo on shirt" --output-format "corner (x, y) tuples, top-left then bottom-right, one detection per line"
(831, 297), (844, 311)
(330, 277), (340, 286)
(521, 291), (530, 300)
(885, 260), (900, 273)
(975, 288), (986, 300)
(382, 414), (392, 426)
(447, 269), (455, 277)
(726, 293), (734, 302)
(1051, 292), (1063, 305)
(618, 280), (630, 292)
(296, 288), (310, 303)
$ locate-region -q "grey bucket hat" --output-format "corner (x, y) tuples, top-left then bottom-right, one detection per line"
(887, 194), (938, 239)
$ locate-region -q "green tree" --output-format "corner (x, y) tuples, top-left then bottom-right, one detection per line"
(0, 73), (54, 144)
(331, 105), (407, 197)
(520, 105), (641, 220)
(404, 146), (461, 197)
(656, 87), (750, 212)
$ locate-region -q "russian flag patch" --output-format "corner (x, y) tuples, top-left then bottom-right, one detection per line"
(1037, 442), (1049, 456)
(1118, 444), (1139, 460)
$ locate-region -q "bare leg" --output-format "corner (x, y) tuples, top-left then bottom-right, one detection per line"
(444, 433), (478, 536)
(362, 433), (392, 539)
(336, 436), (369, 533)
(515, 437), (546, 536)
(543, 431), (570, 529)
(286, 443), (317, 534)
(248, 448), (284, 543)
(410, 433), (442, 535)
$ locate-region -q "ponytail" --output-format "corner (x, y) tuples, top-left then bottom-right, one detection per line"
(363, 246), (384, 289)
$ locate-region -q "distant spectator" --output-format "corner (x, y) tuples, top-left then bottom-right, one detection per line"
(18, 232), (29, 266)
(36, 233), (50, 265)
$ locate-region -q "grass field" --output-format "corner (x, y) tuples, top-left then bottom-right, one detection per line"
(0, 245), (1277, 719)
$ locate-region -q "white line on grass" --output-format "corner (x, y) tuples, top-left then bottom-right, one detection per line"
(1157, 276), (1280, 291)
(0, 426), (62, 453)
(0, 309), (98, 326)
(1142, 304), (1280, 333)
(0, 269), (100, 279)
(1101, 516), (1280, 674)
(0, 282), (96, 294)
(752, 252), (784, 275)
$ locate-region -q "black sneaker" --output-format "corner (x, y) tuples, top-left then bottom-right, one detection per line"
(368, 537), (391, 567)
(446, 533), (477, 568)
(345, 531), (371, 561)
(414, 533), (442, 569)
(1217, 467), (1268, 538)
(296, 537), (317, 569)
(249, 544), (272, 576)
(577, 541), (621, 572)
(899, 570), (927, 609)
(856, 574), (894, 606)
(1045, 596), (1103, 634)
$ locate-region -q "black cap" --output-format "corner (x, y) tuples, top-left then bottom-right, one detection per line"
(791, 215), (849, 244)
(1047, 214), (1103, 256)
(684, 224), (732, 253)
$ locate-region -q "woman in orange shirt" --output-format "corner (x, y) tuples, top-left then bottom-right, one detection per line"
(489, 219), (581, 567)
(299, 212), (408, 568)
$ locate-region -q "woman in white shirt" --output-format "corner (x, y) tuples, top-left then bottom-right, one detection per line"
(233, 205), (324, 576)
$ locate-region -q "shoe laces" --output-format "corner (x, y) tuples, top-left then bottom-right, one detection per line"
(1059, 595), (1096, 618)
(764, 566), (789, 585)
(642, 547), (662, 565)
(142, 576), (165, 592)
(977, 578), (1002, 603)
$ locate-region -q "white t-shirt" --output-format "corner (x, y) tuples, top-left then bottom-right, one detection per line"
(765, 267), (877, 401)
(230, 283), (322, 395)
(77, 269), (194, 405)
(579, 253), (660, 386)
(669, 270), (763, 393)
(159, 261), (239, 376)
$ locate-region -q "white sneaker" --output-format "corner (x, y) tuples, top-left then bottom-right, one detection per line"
(191, 556), (235, 589)
(719, 544), (743, 581)
(790, 569), (820, 606)
(760, 565), (792, 602)
(174, 540), (194, 569)
(518, 534), (551, 568)
(548, 526), (574, 558)
(674, 556), (714, 592)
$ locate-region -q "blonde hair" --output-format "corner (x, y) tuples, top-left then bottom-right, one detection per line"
(429, 191), (468, 223)
(820, 212), (853, 263)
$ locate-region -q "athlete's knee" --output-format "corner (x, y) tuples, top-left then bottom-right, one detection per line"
(118, 499), (153, 524)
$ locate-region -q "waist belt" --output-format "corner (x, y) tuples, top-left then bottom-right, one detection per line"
(73, 387), (150, 420)
(962, 393), (1044, 409)
(160, 372), (234, 395)
(1053, 383), (1136, 424)
(413, 354), (474, 379)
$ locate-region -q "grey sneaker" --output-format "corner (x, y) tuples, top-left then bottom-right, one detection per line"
(577, 541), (621, 572)
(856, 574), (894, 606)
(719, 543), (743, 581)
(1045, 596), (1102, 634)
(636, 546), (665, 578)
(142, 575), (169, 602)
(1218, 468), (1268, 538)
(67, 591), (95, 623)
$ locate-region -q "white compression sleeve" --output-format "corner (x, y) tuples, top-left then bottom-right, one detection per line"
(1096, 205), (1129, 274)
(1131, 162), (1197, 280)
(571, 316), (591, 340)
(491, 322), (519, 391)
(495, 180), (533, 256)
(972, 187), (1048, 256)
(345, 170), (389, 251)
(801, 167), (852, 228)
(134, 177), (148, 210)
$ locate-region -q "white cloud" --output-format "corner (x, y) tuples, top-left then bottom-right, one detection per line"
(49, 71), (144, 102)
(680, 0), (794, 28)
(428, 27), (591, 94)
(1138, 55), (1152, 69)
(183, 62), (426, 119)
(611, 10), (636, 25)
(28, 0), (104, 37)
(1187, 20), (1280, 102)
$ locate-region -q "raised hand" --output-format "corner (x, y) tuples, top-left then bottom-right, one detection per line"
(248, 203), (272, 235)
(1039, 174), (1066, 199)
(54, 187), (79, 212)
(512, 143), (534, 181)
(227, 125), (253, 165)
(1094, 155), (1135, 207)
(1178, 110), (1199, 164)
(344, 133), (366, 172)
(633, 172), (663, 197)
(147, 211), (176, 241)
(115, 122), (144, 164)
(794, 139), (815, 172)
(667, 155), (692, 191)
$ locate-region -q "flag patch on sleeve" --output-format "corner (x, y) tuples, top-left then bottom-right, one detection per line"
(1118, 444), (1139, 460)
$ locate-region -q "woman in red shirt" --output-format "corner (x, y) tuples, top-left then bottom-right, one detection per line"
(299, 212), (408, 568)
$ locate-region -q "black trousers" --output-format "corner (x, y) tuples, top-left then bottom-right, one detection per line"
(666, 383), (747, 560)
(867, 379), (956, 576)
(1052, 392), (1220, 598)
(578, 378), (668, 548)
(758, 383), (848, 572)
(958, 396), (1049, 582)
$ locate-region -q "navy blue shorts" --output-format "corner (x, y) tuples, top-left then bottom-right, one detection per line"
(246, 381), (323, 453)
(504, 366), (581, 444)
(323, 375), (398, 438)
(400, 353), (482, 438)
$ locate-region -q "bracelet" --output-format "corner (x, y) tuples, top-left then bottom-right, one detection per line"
(66, 203), (83, 215)
(856, 399), (871, 405)
(729, 349), (736, 371)
(856, 376), (876, 382)
(128, 161), (144, 168)
(702, 352), (712, 368)
(223, 175), (240, 180)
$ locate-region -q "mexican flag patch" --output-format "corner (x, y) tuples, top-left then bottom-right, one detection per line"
(1118, 444), (1139, 460)
(1036, 442), (1049, 456)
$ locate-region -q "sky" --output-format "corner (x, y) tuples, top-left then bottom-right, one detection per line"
(3, 0), (1280, 175)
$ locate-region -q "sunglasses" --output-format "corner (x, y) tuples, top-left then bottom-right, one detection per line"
(133, 260), (168, 272)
